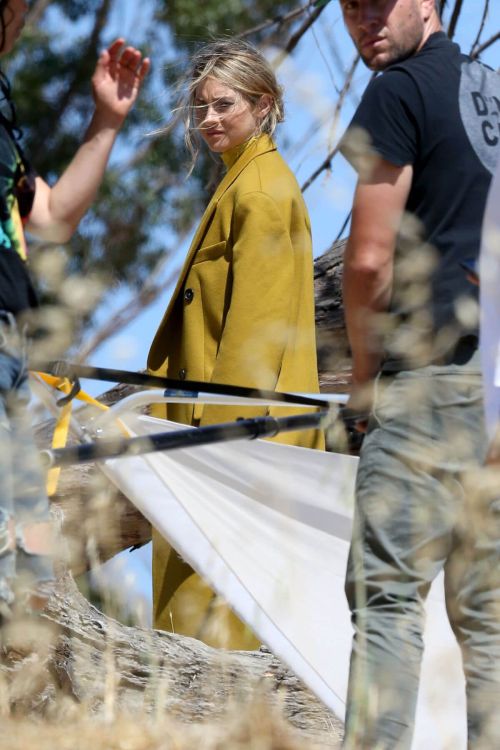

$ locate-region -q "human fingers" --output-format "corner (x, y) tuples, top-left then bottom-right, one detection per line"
(137, 57), (151, 81)
(106, 38), (126, 60)
(93, 39), (124, 78)
(119, 46), (146, 76)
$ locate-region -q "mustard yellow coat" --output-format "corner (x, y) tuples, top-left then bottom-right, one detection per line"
(148, 134), (323, 447)
(147, 134), (323, 646)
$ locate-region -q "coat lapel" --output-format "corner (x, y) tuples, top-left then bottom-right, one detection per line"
(148, 135), (277, 369)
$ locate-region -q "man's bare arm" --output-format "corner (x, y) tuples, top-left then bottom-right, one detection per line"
(343, 159), (413, 415)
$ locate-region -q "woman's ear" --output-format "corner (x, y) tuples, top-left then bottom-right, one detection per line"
(256, 94), (272, 121)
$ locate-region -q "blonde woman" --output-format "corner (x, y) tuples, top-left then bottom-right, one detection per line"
(148, 39), (323, 648)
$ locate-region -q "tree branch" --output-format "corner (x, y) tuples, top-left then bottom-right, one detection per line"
(238, 0), (320, 39)
(26, 0), (51, 26)
(333, 210), (352, 244)
(471, 30), (500, 60)
(300, 55), (361, 192)
(281, 1), (331, 58)
(447, 0), (465, 40)
(470, 0), (490, 55)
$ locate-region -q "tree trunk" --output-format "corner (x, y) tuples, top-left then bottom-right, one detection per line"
(315, 239), (351, 391)
(24, 240), (349, 744)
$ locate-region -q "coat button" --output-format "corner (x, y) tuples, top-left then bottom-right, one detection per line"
(184, 288), (194, 304)
(179, 368), (187, 380)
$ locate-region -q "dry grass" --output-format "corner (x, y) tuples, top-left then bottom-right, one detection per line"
(0, 610), (338, 750)
(0, 700), (333, 750)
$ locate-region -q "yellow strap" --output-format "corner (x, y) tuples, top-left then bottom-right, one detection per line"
(36, 372), (109, 412)
(46, 378), (73, 496)
(34, 372), (131, 497)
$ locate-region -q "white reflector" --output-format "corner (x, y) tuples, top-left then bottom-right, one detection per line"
(102, 413), (466, 749)
(480, 161), (500, 441)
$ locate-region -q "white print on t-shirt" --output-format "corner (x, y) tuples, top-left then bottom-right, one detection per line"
(460, 61), (500, 175)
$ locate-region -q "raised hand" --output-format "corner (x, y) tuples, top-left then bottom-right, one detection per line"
(91, 38), (150, 124)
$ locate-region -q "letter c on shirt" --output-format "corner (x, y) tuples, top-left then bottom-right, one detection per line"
(482, 120), (499, 147)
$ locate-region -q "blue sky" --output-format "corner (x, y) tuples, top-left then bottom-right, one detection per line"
(86, 0), (500, 379)
(49, 1), (500, 617)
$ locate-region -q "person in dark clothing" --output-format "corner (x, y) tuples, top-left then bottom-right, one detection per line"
(338, 1), (500, 747)
(0, 0), (149, 624)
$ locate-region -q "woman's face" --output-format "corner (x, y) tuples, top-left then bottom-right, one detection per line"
(1, 0), (29, 55)
(193, 77), (268, 154)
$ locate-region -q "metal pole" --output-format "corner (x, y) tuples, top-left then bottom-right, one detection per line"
(30, 360), (328, 409)
(40, 410), (331, 469)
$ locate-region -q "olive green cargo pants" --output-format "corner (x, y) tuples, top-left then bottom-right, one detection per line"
(343, 355), (500, 749)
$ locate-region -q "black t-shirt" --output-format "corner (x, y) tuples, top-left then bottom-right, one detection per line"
(0, 117), (38, 315)
(342, 32), (500, 370)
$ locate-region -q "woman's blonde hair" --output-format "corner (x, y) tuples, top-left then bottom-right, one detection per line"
(179, 39), (284, 172)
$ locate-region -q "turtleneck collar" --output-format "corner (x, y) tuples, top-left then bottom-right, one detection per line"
(221, 136), (257, 170)
(221, 133), (273, 170)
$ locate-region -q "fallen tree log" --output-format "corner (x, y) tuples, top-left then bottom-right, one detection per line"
(31, 573), (341, 746)
(23, 240), (349, 745)
(314, 239), (351, 391)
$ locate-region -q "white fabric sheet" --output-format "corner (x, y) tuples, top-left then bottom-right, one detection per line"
(480, 160), (500, 440)
(102, 413), (466, 749)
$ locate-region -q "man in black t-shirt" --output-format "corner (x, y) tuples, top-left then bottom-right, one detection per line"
(338, 1), (500, 747)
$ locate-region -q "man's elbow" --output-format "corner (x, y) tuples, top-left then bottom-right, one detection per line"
(344, 247), (392, 281)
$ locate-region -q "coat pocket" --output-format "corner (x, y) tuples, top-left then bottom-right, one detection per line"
(193, 240), (228, 265)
